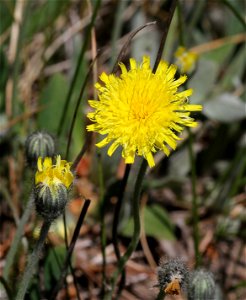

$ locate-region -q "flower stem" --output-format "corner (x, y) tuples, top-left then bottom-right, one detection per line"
(112, 164), (131, 298)
(152, 0), (177, 73)
(187, 128), (201, 267)
(105, 159), (148, 299)
(112, 164), (131, 260)
(16, 220), (52, 300)
(97, 154), (107, 297)
(3, 191), (35, 281)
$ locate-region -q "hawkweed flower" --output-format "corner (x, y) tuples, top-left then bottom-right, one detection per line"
(157, 258), (189, 295)
(34, 155), (74, 221)
(174, 46), (198, 73)
(87, 56), (202, 167)
(25, 131), (55, 167)
(188, 269), (216, 300)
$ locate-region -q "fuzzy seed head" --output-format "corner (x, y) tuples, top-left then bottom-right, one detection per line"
(158, 258), (189, 295)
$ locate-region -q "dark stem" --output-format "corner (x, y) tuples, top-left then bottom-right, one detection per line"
(187, 129), (201, 267)
(50, 199), (91, 299)
(112, 164), (131, 298)
(71, 132), (93, 172)
(177, 0), (185, 46)
(105, 159), (148, 299)
(112, 22), (156, 74)
(152, 0), (177, 74)
(112, 164), (131, 260)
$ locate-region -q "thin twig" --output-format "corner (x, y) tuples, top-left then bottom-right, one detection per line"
(190, 33), (246, 54)
(112, 21), (156, 74)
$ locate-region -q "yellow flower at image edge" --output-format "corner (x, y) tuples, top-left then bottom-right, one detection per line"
(87, 56), (202, 167)
(35, 155), (73, 190)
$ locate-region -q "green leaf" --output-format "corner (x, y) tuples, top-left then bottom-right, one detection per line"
(203, 93), (246, 123)
(121, 204), (175, 240)
(38, 73), (68, 133)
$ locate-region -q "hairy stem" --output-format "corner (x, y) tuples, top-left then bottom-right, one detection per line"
(16, 220), (51, 300)
(3, 192), (35, 281)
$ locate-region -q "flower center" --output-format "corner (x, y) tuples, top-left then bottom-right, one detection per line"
(132, 109), (149, 121)
(130, 98), (152, 122)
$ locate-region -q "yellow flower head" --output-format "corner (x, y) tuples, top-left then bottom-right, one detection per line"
(174, 46), (198, 73)
(35, 155), (74, 189)
(87, 56), (202, 167)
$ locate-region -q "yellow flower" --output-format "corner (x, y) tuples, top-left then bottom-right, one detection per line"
(35, 155), (73, 189)
(174, 46), (198, 73)
(87, 56), (202, 167)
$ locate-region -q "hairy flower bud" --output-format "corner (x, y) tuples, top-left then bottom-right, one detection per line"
(35, 183), (68, 221)
(158, 258), (189, 295)
(188, 269), (216, 300)
(34, 156), (73, 221)
(25, 131), (55, 166)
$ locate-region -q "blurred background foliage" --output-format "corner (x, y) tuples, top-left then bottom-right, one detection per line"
(0, 0), (245, 299)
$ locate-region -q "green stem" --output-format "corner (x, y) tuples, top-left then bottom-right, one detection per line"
(223, 0), (246, 28)
(57, 0), (101, 137)
(105, 159), (148, 299)
(187, 128), (201, 267)
(3, 192), (35, 281)
(16, 220), (52, 300)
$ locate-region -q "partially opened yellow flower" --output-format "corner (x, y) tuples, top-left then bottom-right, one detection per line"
(35, 155), (73, 190)
(175, 46), (198, 73)
(35, 155), (74, 220)
(87, 56), (202, 167)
